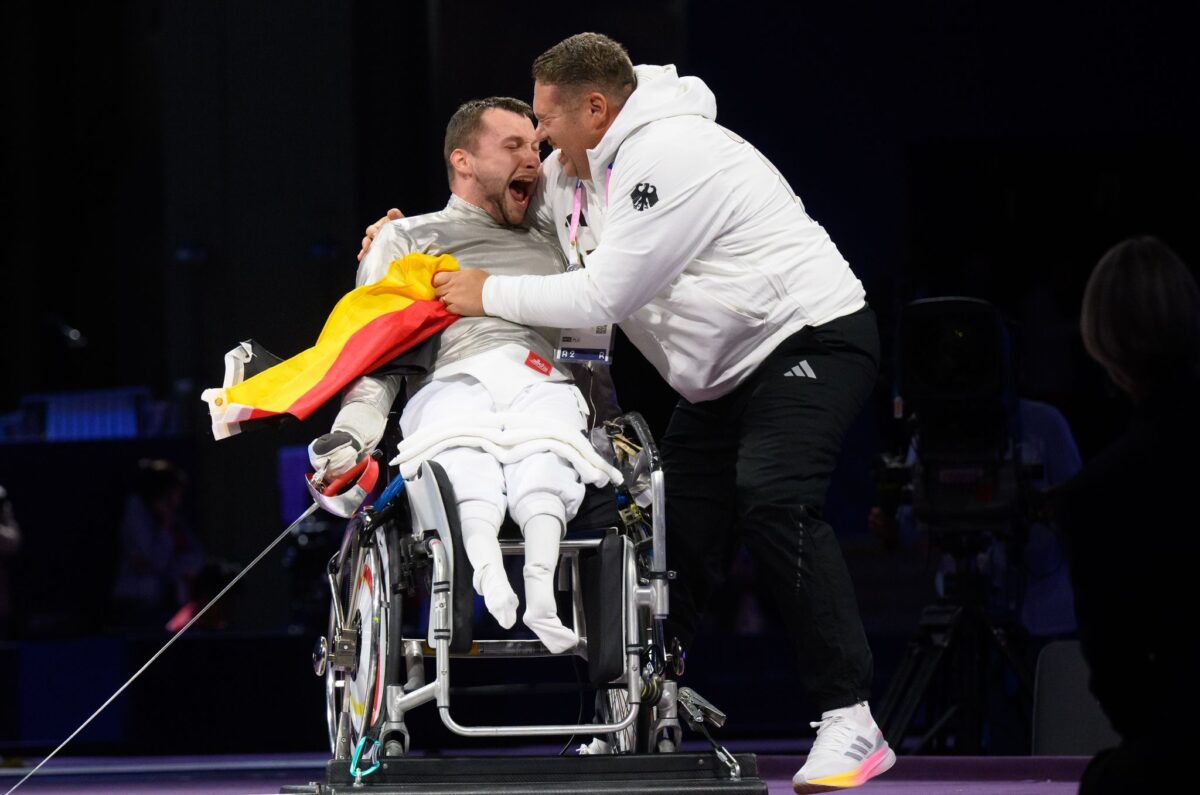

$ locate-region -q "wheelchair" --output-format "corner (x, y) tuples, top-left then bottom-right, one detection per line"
(301, 411), (766, 794)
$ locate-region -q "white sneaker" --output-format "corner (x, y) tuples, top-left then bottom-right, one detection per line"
(793, 702), (895, 793)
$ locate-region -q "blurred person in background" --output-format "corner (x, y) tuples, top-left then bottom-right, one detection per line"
(1052, 236), (1200, 795)
(0, 484), (20, 639)
(111, 459), (204, 630)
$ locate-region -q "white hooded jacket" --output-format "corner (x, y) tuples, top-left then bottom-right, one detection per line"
(484, 65), (866, 403)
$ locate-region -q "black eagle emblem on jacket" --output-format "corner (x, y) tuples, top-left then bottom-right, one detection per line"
(630, 183), (659, 211)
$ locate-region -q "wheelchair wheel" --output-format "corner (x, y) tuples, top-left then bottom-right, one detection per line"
(596, 686), (640, 753)
(325, 519), (401, 756)
(594, 607), (660, 754)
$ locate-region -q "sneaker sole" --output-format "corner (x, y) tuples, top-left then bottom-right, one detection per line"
(792, 744), (896, 794)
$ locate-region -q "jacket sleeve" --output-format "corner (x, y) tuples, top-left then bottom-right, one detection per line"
(483, 135), (734, 326)
(334, 373), (403, 450)
(337, 222), (416, 447)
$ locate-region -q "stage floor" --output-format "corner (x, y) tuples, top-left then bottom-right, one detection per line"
(1, 749), (1087, 794)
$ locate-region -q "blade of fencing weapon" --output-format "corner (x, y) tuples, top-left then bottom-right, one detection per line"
(4, 501), (321, 795)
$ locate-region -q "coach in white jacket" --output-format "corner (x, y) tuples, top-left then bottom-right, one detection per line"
(431, 34), (892, 792)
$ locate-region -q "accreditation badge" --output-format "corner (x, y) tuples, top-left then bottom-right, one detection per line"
(555, 323), (614, 365)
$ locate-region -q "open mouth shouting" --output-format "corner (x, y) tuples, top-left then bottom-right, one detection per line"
(508, 175), (534, 208)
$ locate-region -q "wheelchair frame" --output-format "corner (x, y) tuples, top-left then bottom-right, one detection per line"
(313, 412), (699, 765)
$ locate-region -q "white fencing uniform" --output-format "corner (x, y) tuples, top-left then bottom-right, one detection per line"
(317, 197), (617, 652)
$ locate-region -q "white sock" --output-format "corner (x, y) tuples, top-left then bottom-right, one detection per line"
(460, 516), (518, 628)
(521, 514), (578, 653)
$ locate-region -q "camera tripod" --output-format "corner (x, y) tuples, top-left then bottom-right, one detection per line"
(875, 531), (1035, 754)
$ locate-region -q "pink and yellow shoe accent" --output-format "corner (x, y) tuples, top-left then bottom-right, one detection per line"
(793, 741), (896, 793)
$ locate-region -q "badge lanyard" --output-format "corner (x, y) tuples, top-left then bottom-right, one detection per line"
(557, 163), (616, 365)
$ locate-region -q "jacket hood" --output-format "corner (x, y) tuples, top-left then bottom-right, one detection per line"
(587, 64), (717, 175)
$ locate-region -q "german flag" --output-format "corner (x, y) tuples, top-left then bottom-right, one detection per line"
(201, 252), (458, 439)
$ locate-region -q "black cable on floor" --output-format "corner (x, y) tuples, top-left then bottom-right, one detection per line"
(558, 656), (586, 756)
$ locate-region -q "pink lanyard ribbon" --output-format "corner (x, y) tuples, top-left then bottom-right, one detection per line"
(568, 163), (614, 249)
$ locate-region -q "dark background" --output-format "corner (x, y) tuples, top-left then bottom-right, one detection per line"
(1, 0), (1196, 755)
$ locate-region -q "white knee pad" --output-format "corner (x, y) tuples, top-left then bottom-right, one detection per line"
(509, 489), (568, 531)
(507, 454), (585, 527)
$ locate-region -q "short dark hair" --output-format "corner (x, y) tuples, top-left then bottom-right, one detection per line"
(443, 97), (534, 185)
(1081, 236), (1200, 397)
(532, 33), (636, 105)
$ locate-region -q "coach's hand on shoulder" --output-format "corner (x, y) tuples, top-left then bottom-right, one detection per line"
(357, 208), (404, 261)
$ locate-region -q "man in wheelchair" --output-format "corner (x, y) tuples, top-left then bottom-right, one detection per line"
(308, 96), (621, 655)
(294, 96), (756, 793)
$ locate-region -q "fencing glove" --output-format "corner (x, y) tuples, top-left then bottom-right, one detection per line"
(308, 430), (363, 479)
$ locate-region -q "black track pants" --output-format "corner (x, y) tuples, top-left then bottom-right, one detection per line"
(661, 306), (879, 712)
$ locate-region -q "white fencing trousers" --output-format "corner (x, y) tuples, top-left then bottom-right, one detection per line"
(399, 375), (586, 649)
